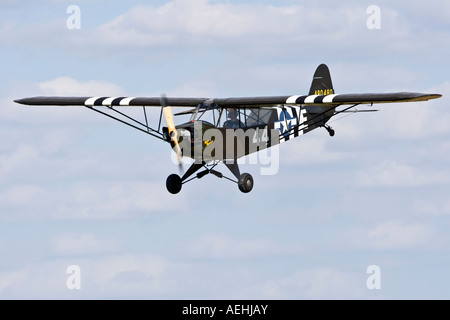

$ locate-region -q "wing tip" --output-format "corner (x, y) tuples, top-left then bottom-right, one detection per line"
(14, 98), (29, 105)
(417, 93), (442, 102)
(430, 93), (443, 99)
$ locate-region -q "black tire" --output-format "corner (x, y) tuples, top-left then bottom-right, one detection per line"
(166, 174), (182, 194)
(238, 173), (254, 193)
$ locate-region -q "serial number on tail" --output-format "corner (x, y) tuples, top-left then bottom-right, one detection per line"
(314, 89), (334, 95)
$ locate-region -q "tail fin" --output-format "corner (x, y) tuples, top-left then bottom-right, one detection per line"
(309, 64), (334, 95)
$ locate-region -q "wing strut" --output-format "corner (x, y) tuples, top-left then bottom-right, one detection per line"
(85, 105), (166, 141)
(143, 106), (150, 133)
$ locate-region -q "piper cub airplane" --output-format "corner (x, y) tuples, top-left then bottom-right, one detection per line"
(15, 64), (441, 194)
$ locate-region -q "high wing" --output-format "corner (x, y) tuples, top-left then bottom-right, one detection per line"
(214, 92), (441, 107)
(13, 63), (442, 148)
(15, 92), (441, 108)
(14, 96), (207, 107)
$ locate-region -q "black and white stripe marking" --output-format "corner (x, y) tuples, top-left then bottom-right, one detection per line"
(85, 95), (341, 107)
(85, 97), (135, 106)
(286, 94), (339, 105)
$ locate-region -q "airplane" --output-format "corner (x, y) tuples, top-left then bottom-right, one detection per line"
(14, 64), (442, 194)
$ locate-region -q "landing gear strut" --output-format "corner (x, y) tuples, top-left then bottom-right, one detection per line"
(165, 161), (254, 194)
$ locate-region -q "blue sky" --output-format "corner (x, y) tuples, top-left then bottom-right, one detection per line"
(0, 0), (449, 299)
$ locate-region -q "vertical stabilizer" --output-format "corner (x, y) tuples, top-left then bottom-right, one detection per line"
(309, 64), (334, 95)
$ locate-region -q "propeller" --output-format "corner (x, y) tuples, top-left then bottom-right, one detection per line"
(161, 94), (183, 172)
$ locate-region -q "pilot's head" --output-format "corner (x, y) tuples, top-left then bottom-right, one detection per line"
(228, 108), (238, 120)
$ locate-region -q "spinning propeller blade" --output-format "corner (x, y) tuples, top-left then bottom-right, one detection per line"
(161, 95), (183, 171)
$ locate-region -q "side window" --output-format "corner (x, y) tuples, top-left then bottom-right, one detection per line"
(246, 108), (276, 127)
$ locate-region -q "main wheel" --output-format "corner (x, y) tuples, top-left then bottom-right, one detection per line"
(238, 173), (254, 193)
(166, 174), (182, 194)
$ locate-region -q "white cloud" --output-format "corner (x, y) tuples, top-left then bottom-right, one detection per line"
(90, 254), (167, 287)
(4, 0), (438, 57)
(0, 250), (367, 299)
(0, 145), (38, 177)
(38, 76), (125, 97)
(184, 233), (284, 259)
(4, 77), (126, 126)
(281, 135), (350, 166)
(51, 233), (123, 256)
(0, 253), (170, 298)
(0, 270), (27, 294)
(96, 0), (302, 46)
(259, 267), (365, 299)
(68, 181), (188, 217)
(357, 160), (450, 187)
(368, 221), (433, 250)
(0, 179), (189, 221)
(333, 220), (436, 251)
(77, 0), (450, 62)
(0, 184), (45, 207)
(412, 197), (450, 217)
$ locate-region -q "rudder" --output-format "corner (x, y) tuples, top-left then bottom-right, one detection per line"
(309, 64), (334, 96)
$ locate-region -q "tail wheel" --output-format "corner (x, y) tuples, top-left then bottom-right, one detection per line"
(238, 173), (254, 193)
(325, 125), (335, 137)
(329, 128), (335, 137)
(166, 174), (182, 194)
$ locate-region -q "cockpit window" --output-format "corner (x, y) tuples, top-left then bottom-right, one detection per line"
(223, 108), (244, 129)
(245, 108), (275, 127)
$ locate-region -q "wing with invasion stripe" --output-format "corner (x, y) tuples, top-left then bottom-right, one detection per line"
(15, 92), (441, 108)
(284, 92), (442, 105)
(214, 92), (441, 107)
(14, 96), (207, 107)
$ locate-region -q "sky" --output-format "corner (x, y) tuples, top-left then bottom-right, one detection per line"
(0, 0), (449, 299)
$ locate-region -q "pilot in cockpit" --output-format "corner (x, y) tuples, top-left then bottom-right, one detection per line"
(223, 108), (244, 129)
